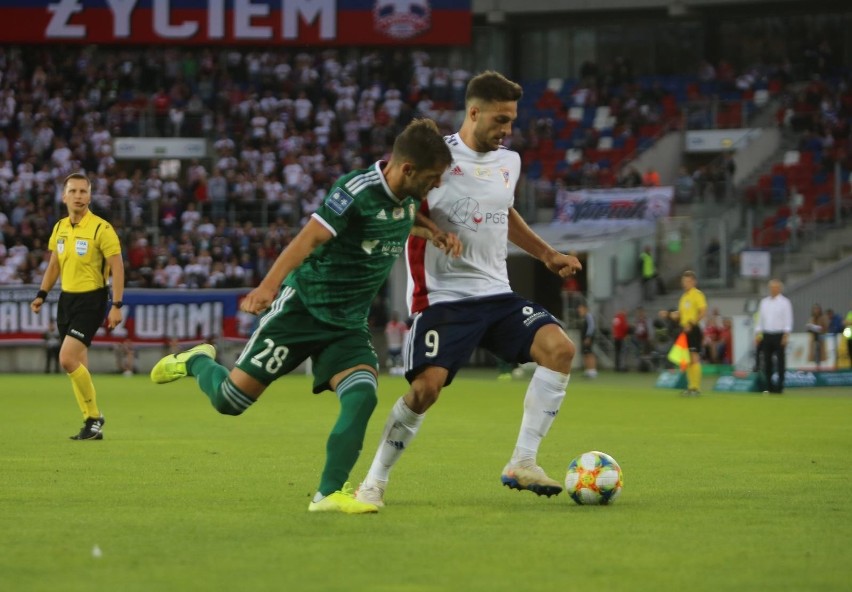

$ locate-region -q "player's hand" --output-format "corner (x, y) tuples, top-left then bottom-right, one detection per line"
(431, 230), (462, 258)
(107, 306), (122, 330)
(240, 285), (278, 315)
(545, 252), (582, 278)
(30, 298), (43, 313)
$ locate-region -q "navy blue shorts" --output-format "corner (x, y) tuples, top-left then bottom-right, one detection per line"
(404, 294), (561, 386)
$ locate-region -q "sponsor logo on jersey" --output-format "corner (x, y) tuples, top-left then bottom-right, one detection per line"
(376, 209), (388, 220)
(474, 167), (491, 179)
(450, 165), (464, 176)
(373, 0), (431, 41)
(327, 188), (354, 215)
(75, 239), (88, 256)
(447, 197), (508, 232)
(448, 197), (481, 231)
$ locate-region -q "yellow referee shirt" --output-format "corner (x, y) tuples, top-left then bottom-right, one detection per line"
(48, 211), (122, 293)
(678, 287), (707, 328)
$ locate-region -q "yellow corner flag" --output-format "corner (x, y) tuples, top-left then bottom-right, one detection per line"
(667, 332), (690, 371)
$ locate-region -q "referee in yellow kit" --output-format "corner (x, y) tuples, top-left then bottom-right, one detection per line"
(678, 270), (707, 396)
(31, 173), (125, 440)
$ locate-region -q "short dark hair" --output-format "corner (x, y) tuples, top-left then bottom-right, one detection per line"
(392, 118), (452, 172)
(465, 71), (523, 105)
(63, 172), (91, 191)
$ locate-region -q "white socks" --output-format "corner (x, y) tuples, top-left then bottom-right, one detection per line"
(510, 366), (569, 466)
(365, 397), (425, 485)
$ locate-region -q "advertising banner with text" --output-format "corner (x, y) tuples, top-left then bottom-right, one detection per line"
(553, 186), (674, 227)
(0, 287), (253, 346)
(0, 0), (471, 45)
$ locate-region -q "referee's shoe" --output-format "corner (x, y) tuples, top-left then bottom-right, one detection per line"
(70, 415), (105, 440)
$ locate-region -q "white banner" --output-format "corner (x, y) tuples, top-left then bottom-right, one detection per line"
(113, 138), (207, 159)
(787, 333), (837, 370)
(739, 250), (771, 279)
(685, 129), (762, 153)
(553, 186), (673, 226)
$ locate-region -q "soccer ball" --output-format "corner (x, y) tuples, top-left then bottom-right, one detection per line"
(564, 451), (623, 505)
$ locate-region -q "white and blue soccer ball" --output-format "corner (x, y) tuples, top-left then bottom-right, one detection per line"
(565, 451), (623, 505)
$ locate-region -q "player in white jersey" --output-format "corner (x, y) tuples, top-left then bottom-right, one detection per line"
(357, 71), (582, 506)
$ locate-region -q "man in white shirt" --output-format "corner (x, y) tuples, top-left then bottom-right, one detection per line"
(755, 279), (794, 394)
(357, 71), (582, 507)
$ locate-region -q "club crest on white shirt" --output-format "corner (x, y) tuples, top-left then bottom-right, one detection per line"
(500, 167), (511, 188)
(474, 167), (491, 179)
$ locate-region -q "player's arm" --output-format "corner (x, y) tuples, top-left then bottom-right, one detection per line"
(241, 217), (333, 314)
(106, 253), (125, 329)
(413, 211), (462, 257)
(507, 207), (581, 277)
(30, 251), (60, 313)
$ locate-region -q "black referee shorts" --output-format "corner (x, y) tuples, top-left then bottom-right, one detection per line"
(684, 324), (703, 353)
(57, 288), (109, 347)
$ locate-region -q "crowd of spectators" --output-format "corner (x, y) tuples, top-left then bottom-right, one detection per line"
(0, 45), (471, 291)
(1, 42), (846, 293)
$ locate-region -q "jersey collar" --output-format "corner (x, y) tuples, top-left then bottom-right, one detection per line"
(375, 160), (404, 205)
(70, 209), (93, 228)
(452, 132), (490, 158)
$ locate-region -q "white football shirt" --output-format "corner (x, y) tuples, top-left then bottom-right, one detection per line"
(406, 133), (521, 314)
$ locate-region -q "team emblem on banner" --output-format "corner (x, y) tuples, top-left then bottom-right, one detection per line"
(374, 0), (432, 40)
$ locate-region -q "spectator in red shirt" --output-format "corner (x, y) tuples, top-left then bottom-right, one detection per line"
(612, 309), (630, 371)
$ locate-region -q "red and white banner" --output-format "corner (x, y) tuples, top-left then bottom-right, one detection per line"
(0, 286), (253, 346)
(0, 0), (471, 45)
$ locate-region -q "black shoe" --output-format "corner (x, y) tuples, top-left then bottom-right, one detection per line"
(70, 415), (105, 440)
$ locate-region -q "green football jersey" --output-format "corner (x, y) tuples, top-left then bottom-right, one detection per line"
(285, 162), (419, 328)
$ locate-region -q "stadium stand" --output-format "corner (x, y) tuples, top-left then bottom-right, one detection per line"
(0, 43), (847, 288)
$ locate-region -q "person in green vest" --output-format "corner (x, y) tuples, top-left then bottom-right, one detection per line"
(639, 245), (665, 300)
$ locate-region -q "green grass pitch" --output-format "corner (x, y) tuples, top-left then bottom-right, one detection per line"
(1, 370), (850, 592)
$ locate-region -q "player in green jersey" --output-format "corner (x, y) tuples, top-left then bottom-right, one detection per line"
(150, 119), (456, 514)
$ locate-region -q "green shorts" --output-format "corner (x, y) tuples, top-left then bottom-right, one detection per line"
(234, 287), (379, 393)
